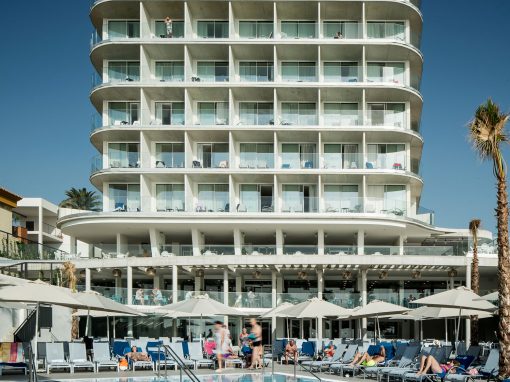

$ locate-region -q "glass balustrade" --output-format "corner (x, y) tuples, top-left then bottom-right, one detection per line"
(324, 291), (361, 309)
(277, 292), (317, 305)
(160, 244), (193, 256)
(283, 245), (318, 255)
(199, 245), (236, 256)
(229, 292), (273, 309)
(325, 246), (358, 255)
(242, 245), (277, 255)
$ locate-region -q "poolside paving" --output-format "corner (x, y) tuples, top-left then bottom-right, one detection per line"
(0, 363), (360, 382)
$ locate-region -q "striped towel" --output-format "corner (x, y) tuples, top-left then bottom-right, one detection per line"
(0, 343), (24, 363)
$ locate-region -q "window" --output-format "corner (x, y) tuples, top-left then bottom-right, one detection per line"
(239, 21), (273, 38)
(155, 143), (185, 168)
(323, 21), (360, 38)
(108, 143), (139, 168)
(198, 102), (229, 125)
(281, 21), (316, 38)
(366, 185), (406, 215)
(281, 62), (316, 82)
(367, 63), (405, 84)
(155, 62), (184, 81)
(367, 21), (405, 41)
(367, 103), (405, 127)
(281, 103), (317, 125)
(282, 185), (317, 212)
(107, 62), (140, 82)
(366, 144), (406, 170)
(323, 144), (360, 169)
(197, 62), (229, 82)
(323, 103), (360, 126)
(197, 143), (229, 168)
(197, 184), (229, 212)
(240, 185), (273, 212)
(324, 185), (359, 212)
(108, 20), (140, 39)
(155, 20), (185, 38)
(108, 102), (140, 125)
(239, 103), (274, 125)
(281, 144), (316, 169)
(108, 184), (140, 212)
(239, 62), (274, 82)
(155, 102), (185, 125)
(239, 143), (274, 168)
(323, 62), (359, 82)
(156, 184), (185, 211)
(197, 21), (229, 38)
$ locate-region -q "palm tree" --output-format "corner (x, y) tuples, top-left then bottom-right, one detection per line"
(468, 99), (510, 378)
(59, 187), (101, 211)
(61, 261), (79, 340)
(469, 218), (481, 345)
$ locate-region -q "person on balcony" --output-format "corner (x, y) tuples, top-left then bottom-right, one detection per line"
(165, 17), (173, 38)
(152, 288), (163, 305)
(135, 288), (145, 305)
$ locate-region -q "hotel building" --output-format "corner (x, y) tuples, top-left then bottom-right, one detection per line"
(55, 0), (498, 341)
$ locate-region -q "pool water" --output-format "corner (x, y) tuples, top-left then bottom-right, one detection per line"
(49, 373), (320, 382)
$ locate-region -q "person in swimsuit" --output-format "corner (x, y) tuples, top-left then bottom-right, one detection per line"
(284, 339), (298, 364)
(214, 321), (228, 372)
(125, 346), (151, 362)
(415, 355), (458, 376)
(249, 318), (263, 369)
(349, 345), (386, 367)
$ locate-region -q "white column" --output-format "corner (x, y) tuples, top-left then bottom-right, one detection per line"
(154, 274), (160, 289)
(360, 269), (368, 339)
(149, 228), (162, 257)
(317, 268), (324, 299)
(38, 204), (43, 258)
(127, 266), (133, 305)
(271, 270), (277, 308)
(117, 233), (128, 257)
(399, 235), (406, 255)
(223, 269), (229, 327)
(85, 268), (91, 291)
(223, 269), (229, 305)
(172, 265), (179, 303)
(276, 228), (284, 256)
(234, 229), (243, 255)
(192, 229), (203, 256)
(317, 229), (325, 255)
(357, 230), (365, 255)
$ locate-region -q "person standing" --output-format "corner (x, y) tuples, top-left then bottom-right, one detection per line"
(214, 321), (228, 372)
(248, 318), (263, 369)
(165, 17), (173, 38)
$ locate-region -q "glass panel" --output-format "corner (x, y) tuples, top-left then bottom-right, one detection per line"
(108, 21), (126, 39)
(282, 185), (302, 212)
(198, 103), (215, 125)
(155, 20), (184, 38)
(324, 144), (342, 169)
(240, 185), (259, 212)
(239, 103), (257, 125)
(155, 62), (185, 81)
(197, 21), (228, 38)
(281, 144), (300, 169)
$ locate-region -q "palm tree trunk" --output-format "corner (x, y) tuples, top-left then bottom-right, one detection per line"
(497, 177), (510, 379)
(471, 244), (480, 345)
(71, 312), (79, 339)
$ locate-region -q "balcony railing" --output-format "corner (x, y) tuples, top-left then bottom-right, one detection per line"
(281, 153), (318, 169)
(41, 223), (63, 239)
(325, 246), (357, 255)
(160, 244), (193, 257)
(324, 291), (361, 309)
(237, 196), (274, 213)
(281, 197), (319, 213)
(242, 245), (277, 255)
(238, 155), (274, 169)
(200, 245), (236, 256)
(229, 292), (273, 309)
(283, 245), (318, 255)
(88, 244), (152, 258)
(323, 65), (361, 83)
(277, 292), (318, 305)
(0, 229), (69, 261)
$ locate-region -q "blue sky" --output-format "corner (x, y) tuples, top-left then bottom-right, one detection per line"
(0, 0), (509, 233)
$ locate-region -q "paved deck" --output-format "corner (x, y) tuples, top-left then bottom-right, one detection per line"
(0, 363), (361, 382)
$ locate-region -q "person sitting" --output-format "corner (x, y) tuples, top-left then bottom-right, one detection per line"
(135, 288), (145, 305)
(323, 341), (336, 359)
(125, 346), (151, 362)
(416, 355), (458, 377)
(284, 339), (298, 364)
(152, 288), (163, 305)
(349, 345), (386, 367)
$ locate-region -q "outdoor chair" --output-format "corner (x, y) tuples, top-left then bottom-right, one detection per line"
(329, 344), (359, 374)
(302, 343), (346, 372)
(46, 342), (72, 374)
(146, 341), (175, 371)
(123, 345), (154, 371)
(445, 348), (499, 382)
(168, 342), (195, 369)
(385, 347), (445, 382)
(93, 342), (118, 372)
(343, 344), (384, 377)
(372, 344), (421, 381)
(188, 342), (214, 369)
(0, 342), (27, 376)
(68, 342), (95, 373)
(297, 341), (315, 364)
(403, 355), (475, 382)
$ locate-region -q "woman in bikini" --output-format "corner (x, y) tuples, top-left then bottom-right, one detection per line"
(248, 318), (263, 369)
(349, 345), (386, 367)
(416, 355), (458, 377)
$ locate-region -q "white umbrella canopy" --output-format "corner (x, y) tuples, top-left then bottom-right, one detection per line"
(259, 302), (294, 319)
(349, 300), (410, 318)
(0, 280), (87, 309)
(478, 292), (498, 301)
(412, 286), (496, 311)
(74, 291), (145, 316)
(162, 294), (245, 317)
(413, 306), (493, 319)
(279, 298), (351, 319)
(72, 309), (139, 317)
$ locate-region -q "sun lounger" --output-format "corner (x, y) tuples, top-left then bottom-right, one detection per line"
(302, 343), (346, 372)
(46, 342), (72, 374)
(372, 344), (421, 381)
(188, 342), (213, 369)
(93, 342), (119, 372)
(343, 344), (384, 377)
(329, 344), (359, 374)
(404, 355), (475, 382)
(68, 342), (95, 373)
(445, 348), (499, 382)
(146, 341), (175, 371)
(168, 342), (195, 369)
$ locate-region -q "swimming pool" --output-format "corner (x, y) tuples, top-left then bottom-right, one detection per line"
(48, 372), (323, 382)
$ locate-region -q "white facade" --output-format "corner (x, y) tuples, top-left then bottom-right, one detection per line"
(55, 0), (498, 341)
